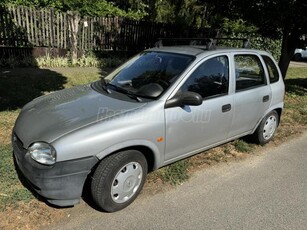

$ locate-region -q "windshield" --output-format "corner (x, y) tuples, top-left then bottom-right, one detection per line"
(104, 51), (195, 99)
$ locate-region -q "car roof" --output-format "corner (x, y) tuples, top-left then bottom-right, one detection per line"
(147, 46), (271, 57)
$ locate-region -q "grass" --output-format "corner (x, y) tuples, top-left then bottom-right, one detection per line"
(233, 139), (255, 153)
(0, 145), (33, 211)
(160, 160), (190, 185)
(0, 66), (306, 210)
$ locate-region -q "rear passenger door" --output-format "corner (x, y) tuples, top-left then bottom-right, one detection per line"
(229, 53), (272, 137)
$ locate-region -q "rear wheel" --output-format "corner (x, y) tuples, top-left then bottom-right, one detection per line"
(253, 110), (279, 145)
(91, 150), (147, 212)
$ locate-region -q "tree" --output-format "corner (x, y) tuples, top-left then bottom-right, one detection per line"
(208, 0), (307, 78)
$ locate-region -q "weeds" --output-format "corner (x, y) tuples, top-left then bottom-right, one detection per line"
(160, 160), (190, 185)
(234, 139), (254, 153)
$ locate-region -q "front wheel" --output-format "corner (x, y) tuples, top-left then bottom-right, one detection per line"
(91, 150), (148, 212)
(253, 110), (279, 145)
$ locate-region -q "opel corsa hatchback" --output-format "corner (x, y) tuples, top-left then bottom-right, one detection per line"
(12, 43), (285, 212)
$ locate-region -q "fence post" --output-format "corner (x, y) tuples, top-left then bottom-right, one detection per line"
(67, 11), (80, 62)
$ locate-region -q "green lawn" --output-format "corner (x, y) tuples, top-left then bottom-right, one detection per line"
(0, 66), (306, 210)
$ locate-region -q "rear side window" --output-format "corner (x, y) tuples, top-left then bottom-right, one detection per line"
(262, 55), (280, 83)
(235, 55), (266, 91)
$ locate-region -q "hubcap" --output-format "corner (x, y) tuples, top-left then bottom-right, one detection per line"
(111, 162), (143, 203)
(263, 115), (277, 140)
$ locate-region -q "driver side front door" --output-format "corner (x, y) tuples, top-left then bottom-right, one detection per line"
(164, 55), (233, 162)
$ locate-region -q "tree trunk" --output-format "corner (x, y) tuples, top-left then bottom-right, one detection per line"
(68, 12), (80, 63)
(278, 28), (299, 79)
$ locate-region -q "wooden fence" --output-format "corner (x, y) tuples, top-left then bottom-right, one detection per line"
(0, 5), (216, 54)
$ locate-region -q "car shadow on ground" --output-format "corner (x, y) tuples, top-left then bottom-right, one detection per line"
(285, 78), (307, 96)
(0, 68), (67, 111)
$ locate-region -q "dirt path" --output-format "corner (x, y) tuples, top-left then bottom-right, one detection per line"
(289, 61), (307, 68)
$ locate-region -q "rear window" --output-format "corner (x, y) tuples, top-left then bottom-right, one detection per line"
(262, 55), (280, 83)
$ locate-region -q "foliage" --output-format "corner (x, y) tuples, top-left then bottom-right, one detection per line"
(218, 30), (282, 61)
(148, 0), (212, 29)
(2, 0), (147, 19)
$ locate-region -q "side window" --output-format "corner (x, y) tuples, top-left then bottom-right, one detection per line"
(262, 55), (280, 83)
(235, 55), (266, 91)
(180, 56), (229, 98)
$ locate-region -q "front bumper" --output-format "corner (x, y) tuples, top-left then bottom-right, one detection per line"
(12, 135), (98, 207)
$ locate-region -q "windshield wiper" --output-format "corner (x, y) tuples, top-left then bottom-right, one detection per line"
(100, 77), (111, 94)
(107, 83), (142, 102)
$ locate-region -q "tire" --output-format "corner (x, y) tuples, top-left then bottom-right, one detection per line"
(294, 53), (302, 61)
(253, 110), (279, 145)
(91, 150), (147, 212)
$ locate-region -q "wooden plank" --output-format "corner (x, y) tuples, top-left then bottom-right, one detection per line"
(81, 18), (85, 50)
(29, 7), (35, 44)
(25, 6), (31, 44)
(63, 12), (67, 49)
(90, 17), (94, 50)
(50, 8), (55, 47)
(8, 6), (15, 46)
(20, 6), (27, 46)
(0, 7), (5, 46)
(40, 9), (44, 46)
(45, 9), (49, 47)
(59, 12), (63, 48)
(56, 12), (60, 48)
(33, 7), (38, 46)
(16, 6), (21, 46)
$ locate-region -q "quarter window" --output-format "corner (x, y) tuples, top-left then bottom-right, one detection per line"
(235, 55), (266, 91)
(262, 55), (280, 83)
(180, 56), (229, 98)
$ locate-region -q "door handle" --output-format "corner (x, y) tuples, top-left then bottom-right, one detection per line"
(222, 104), (231, 112)
(263, 95), (269, 102)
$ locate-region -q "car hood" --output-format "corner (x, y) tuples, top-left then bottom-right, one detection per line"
(14, 84), (146, 148)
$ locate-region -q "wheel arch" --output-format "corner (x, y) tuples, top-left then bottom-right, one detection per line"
(95, 140), (161, 173)
(274, 108), (282, 126)
(252, 107), (283, 134)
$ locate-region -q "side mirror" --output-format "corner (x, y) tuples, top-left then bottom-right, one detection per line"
(165, 91), (202, 109)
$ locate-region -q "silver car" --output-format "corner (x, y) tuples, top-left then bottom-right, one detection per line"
(12, 45), (285, 212)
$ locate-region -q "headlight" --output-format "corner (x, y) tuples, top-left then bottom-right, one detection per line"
(27, 142), (56, 165)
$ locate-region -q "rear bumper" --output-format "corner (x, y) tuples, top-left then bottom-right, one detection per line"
(12, 137), (98, 206)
